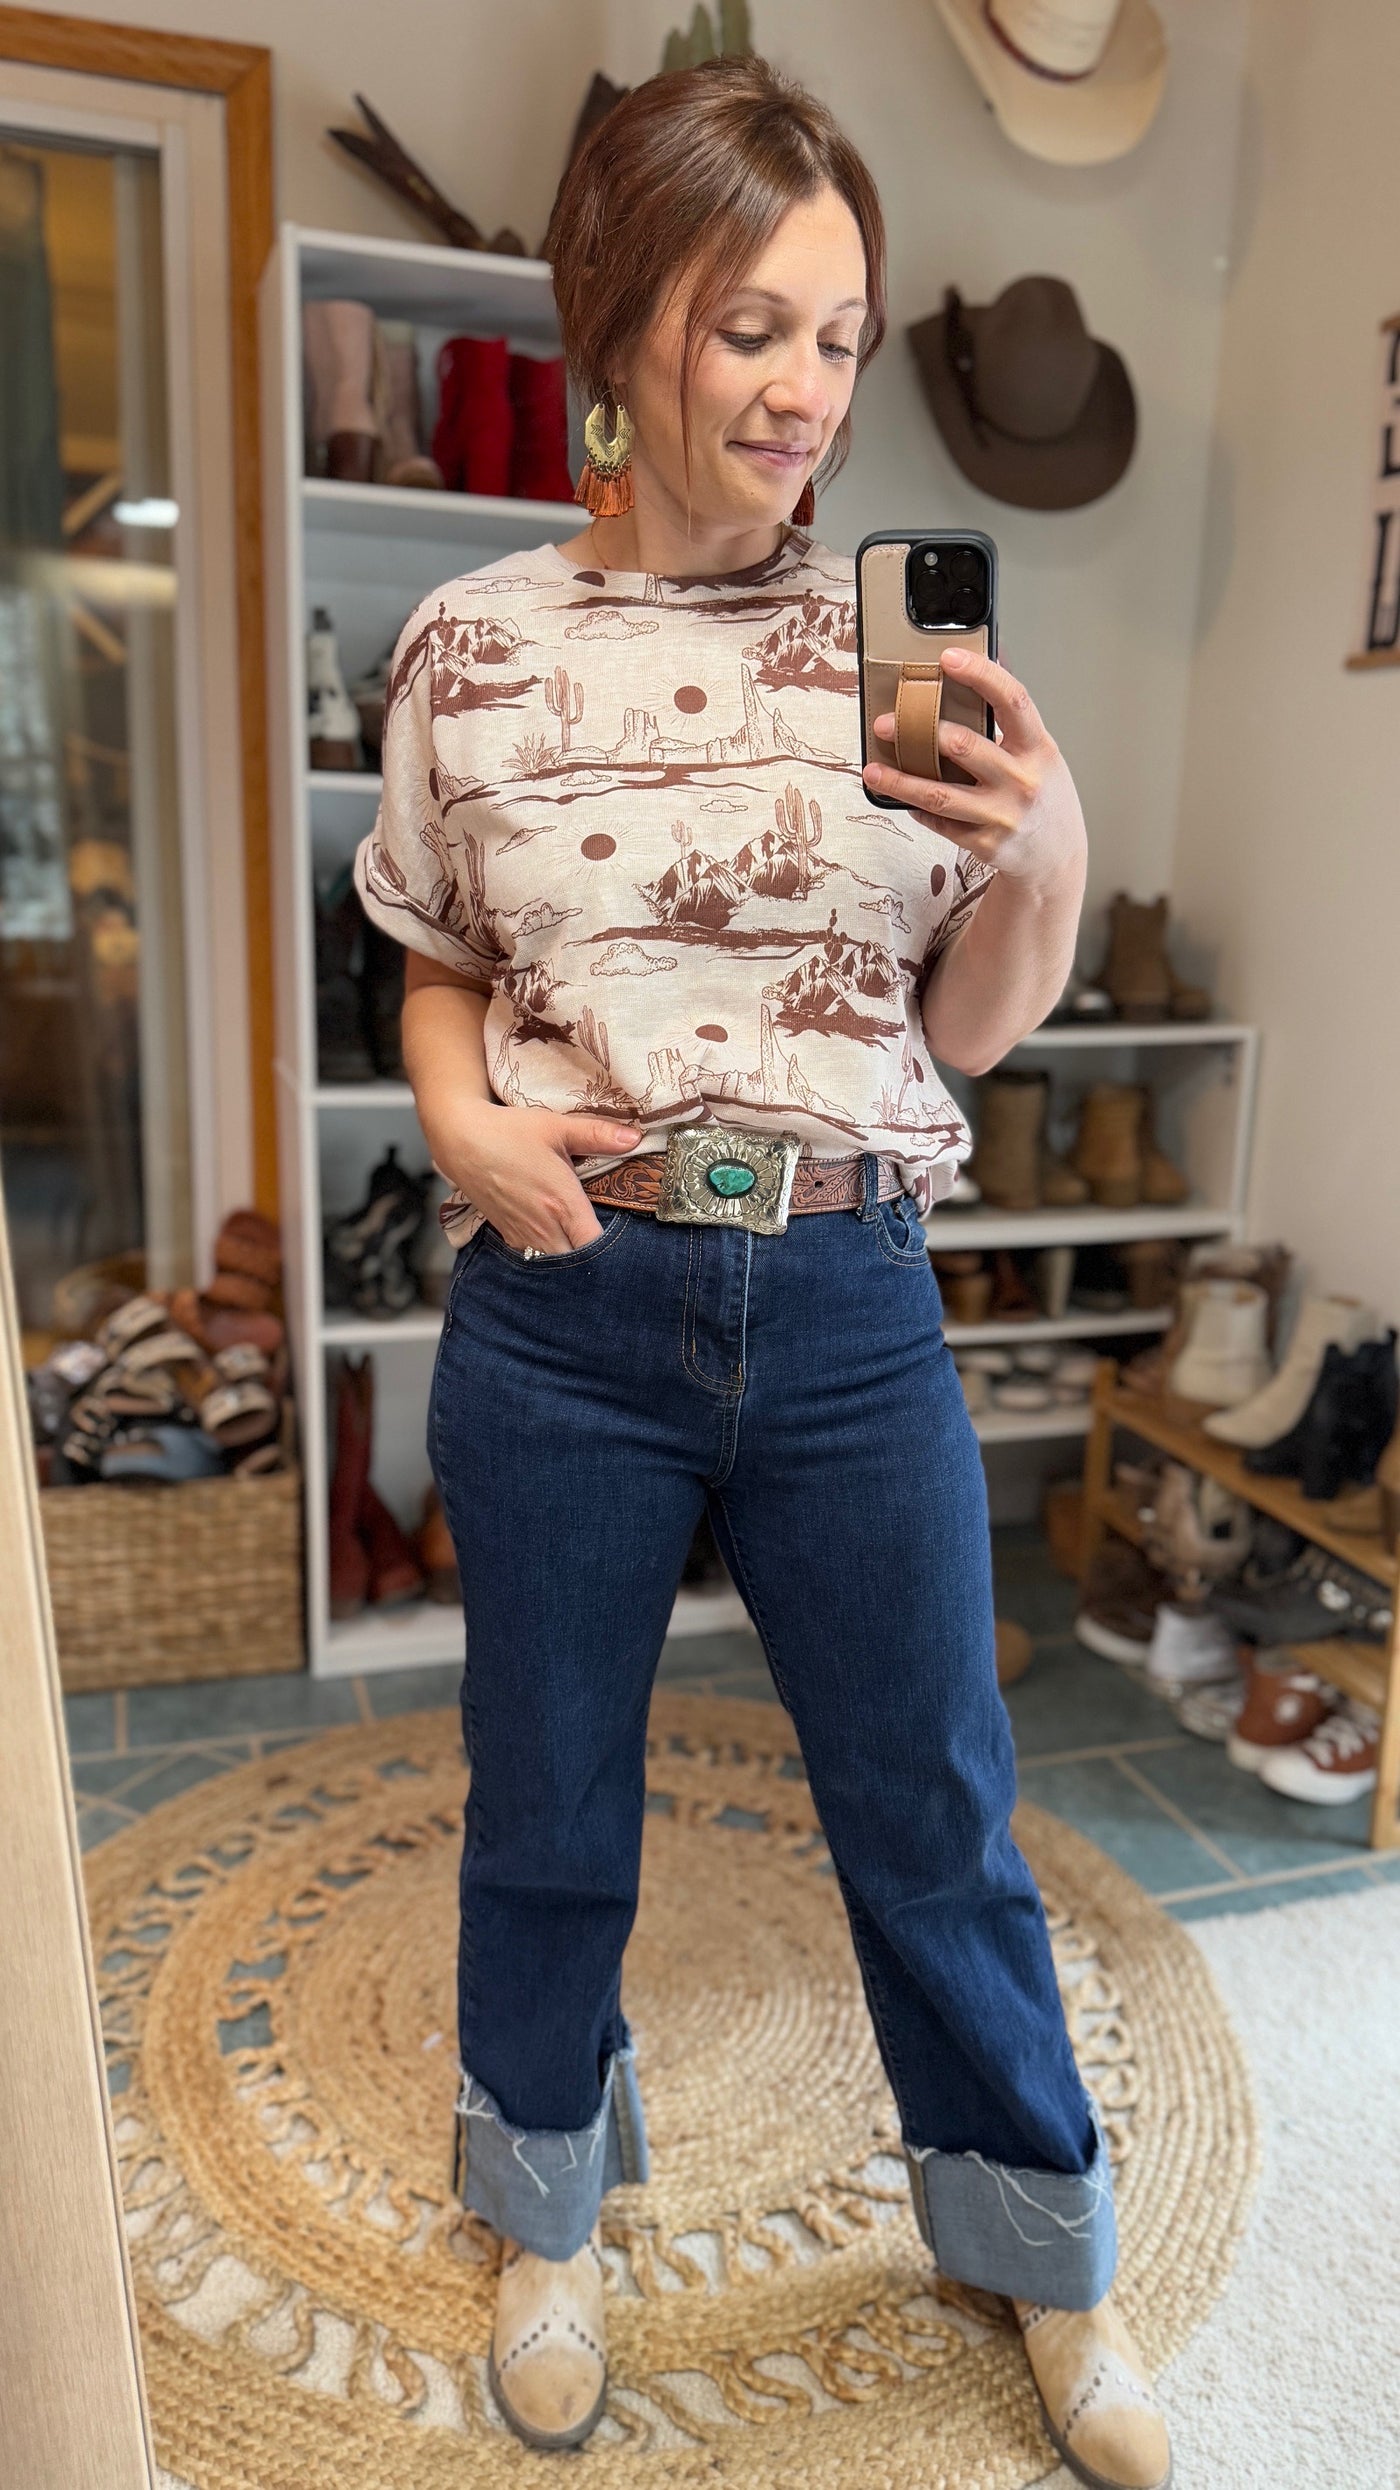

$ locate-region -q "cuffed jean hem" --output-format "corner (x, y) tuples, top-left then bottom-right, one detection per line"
(453, 2037), (650, 2260)
(904, 2101), (1118, 2311)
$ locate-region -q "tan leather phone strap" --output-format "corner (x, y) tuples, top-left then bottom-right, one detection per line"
(893, 664), (943, 780)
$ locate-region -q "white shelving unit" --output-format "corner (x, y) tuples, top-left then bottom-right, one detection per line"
(932, 1019), (1259, 1445)
(261, 222), (760, 1676)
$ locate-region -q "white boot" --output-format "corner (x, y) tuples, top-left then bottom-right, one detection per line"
(307, 607), (362, 771)
(489, 2227), (608, 2450)
(1204, 1293), (1376, 1446)
(1168, 1279), (1270, 1408)
(1145, 1601), (1239, 1694)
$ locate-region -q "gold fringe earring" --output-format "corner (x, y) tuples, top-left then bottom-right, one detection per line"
(576, 398), (635, 517)
(791, 477), (815, 527)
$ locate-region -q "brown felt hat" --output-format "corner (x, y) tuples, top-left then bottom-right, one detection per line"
(909, 276), (1136, 512)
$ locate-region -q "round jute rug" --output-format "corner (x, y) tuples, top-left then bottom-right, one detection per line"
(85, 1692), (1258, 2490)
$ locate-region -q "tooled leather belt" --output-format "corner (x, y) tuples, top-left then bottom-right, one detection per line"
(582, 1148), (906, 1217)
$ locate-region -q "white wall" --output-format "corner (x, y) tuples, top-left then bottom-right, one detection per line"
(29, 0), (1247, 939)
(1171, 0), (1400, 1317)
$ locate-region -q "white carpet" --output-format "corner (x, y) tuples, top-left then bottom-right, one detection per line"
(1045, 1880), (1400, 2490)
(156, 1880), (1400, 2490)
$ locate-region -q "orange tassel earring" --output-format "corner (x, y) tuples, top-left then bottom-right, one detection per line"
(576, 398), (635, 517)
(791, 477), (816, 527)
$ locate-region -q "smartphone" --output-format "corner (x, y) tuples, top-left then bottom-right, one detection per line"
(855, 529), (998, 805)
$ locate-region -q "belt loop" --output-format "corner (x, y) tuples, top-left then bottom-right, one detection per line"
(857, 1150), (881, 1222)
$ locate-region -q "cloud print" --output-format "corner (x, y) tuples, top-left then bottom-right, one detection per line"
(564, 608), (660, 640)
(513, 899), (579, 934)
(592, 941), (677, 977)
(701, 795), (745, 812)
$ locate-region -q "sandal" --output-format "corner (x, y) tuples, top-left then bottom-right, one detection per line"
(200, 1377), (280, 1451)
(100, 1424), (227, 1484)
(96, 1293), (169, 1358)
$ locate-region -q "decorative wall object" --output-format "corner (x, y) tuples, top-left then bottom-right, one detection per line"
(326, 94), (525, 257)
(1347, 312), (1400, 671)
(934, 0), (1167, 166)
(662, 0), (752, 74)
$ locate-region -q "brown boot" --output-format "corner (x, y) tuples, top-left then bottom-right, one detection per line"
(1120, 1237), (1182, 1310)
(989, 1249), (1039, 1321)
(969, 1068), (1047, 1211)
(931, 1252), (992, 1324)
(1042, 1148), (1090, 1206)
(418, 1484), (461, 1603)
(1136, 1088), (1189, 1205)
(328, 1357), (372, 1619)
(375, 319), (445, 489)
(302, 300), (378, 482)
(1071, 1084), (1144, 1207)
(1013, 2293), (1171, 2490)
(1094, 892), (1209, 1024)
(360, 1483), (426, 1608)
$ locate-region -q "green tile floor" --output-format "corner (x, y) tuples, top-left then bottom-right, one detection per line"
(65, 1525), (1396, 1921)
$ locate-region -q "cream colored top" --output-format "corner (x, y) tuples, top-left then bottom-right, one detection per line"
(354, 531), (994, 1244)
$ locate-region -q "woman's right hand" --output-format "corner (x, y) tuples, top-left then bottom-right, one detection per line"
(429, 1101), (643, 1255)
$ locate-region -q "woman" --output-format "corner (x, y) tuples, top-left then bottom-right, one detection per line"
(356, 57), (1171, 2490)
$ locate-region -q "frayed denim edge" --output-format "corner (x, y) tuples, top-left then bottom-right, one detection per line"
(903, 2096), (1118, 2311)
(454, 2039), (650, 2260)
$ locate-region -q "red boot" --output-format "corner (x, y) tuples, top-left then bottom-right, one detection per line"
(328, 1357), (372, 1620)
(433, 335), (513, 496)
(360, 1483), (426, 1608)
(507, 352), (574, 503)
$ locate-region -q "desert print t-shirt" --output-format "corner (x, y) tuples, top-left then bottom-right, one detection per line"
(354, 531), (995, 1245)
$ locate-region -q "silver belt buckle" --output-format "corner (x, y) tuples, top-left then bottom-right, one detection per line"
(655, 1125), (803, 1235)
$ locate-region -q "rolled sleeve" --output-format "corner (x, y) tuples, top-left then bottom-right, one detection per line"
(352, 603), (503, 993)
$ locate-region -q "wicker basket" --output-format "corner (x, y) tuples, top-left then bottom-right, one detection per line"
(40, 1467), (304, 1691)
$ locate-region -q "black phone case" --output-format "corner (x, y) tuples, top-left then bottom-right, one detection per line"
(855, 529), (999, 809)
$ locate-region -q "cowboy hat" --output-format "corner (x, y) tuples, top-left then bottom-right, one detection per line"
(933, 0), (1167, 166)
(908, 276), (1136, 511)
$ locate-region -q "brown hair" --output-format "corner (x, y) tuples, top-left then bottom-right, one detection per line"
(545, 56), (887, 497)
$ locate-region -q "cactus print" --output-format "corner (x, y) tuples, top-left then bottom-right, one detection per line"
(355, 534), (994, 1244)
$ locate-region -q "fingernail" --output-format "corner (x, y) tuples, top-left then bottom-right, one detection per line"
(940, 644), (967, 665)
(863, 762), (886, 785)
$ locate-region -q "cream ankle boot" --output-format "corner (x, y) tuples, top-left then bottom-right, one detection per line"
(1014, 2293), (1171, 2489)
(489, 2227), (608, 2450)
(1168, 1279), (1271, 1408)
(1203, 1293), (1375, 1446)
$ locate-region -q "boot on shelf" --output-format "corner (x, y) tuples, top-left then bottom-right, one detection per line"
(968, 1067), (1044, 1210)
(376, 320), (444, 489)
(1035, 1243), (1075, 1320)
(988, 1250), (1039, 1323)
(315, 868), (374, 1082)
(328, 1357), (372, 1619)
(1091, 892), (1211, 1023)
(418, 1486), (461, 1604)
(433, 334), (513, 495)
(1205, 1294), (1375, 1448)
(507, 351), (575, 503)
(1168, 1279), (1272, 1409)
(1120, 1236), (1182, 1311)
(1136, 1086), (1189, 1205)
(1070, 1083), (1143, 1207)
(360, 1481), (426, 1607)
(931, 1251), (992, 1325)
(1244, 1329), (1399, 1502)
(303, 300), (377, 482)
(307, 609), (363, 772)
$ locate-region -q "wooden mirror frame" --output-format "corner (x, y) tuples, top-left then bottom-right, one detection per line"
(0, 6), (277, 1213)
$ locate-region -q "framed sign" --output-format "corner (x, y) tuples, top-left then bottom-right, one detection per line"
(1348, 312), (1400, 669)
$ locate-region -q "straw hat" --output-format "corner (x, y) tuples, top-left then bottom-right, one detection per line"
(908, 275), (1136, 510)
(934, 0), (1167, 166)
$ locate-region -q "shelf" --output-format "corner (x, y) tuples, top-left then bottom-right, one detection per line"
(322, 1308), (443, 1346)
(924, 1204), (1234, 1251)
(1093, 1386), (1396, 1586)
(314, 1082), (417, 1110)
(946, 1307), (1172, 1349)
(316, 1579), (757, 1677)
(973, 1403), (1092, 1444)
(1006, 1021), (1251, 1052)
(308, 769), (382, 801)
(295, 224), (560, 337)
(303, 477), (579, 550)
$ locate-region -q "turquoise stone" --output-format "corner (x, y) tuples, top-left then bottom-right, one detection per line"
(707, 1160), (757, 1198)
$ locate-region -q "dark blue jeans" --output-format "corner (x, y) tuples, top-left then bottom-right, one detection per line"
(428, 1154), (1116, 2305)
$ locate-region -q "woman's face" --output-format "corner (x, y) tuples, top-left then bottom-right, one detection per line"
(621, 184), (868, 531)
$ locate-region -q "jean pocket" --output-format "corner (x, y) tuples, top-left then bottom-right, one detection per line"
(872, 1192), (932, 1268)
(481, 1207), (630, 1270)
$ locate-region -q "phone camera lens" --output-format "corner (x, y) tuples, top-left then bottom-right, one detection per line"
(923, 549), (939, 567)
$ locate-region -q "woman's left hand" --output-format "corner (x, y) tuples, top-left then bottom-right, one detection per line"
(863, 644), (1086, 896)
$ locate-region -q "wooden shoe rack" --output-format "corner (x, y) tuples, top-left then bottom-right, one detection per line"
(1080, 1360), (1400, 1849)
